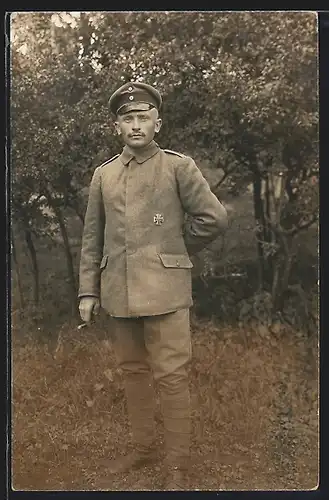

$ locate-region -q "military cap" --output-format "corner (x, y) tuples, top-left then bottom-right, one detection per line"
(108, 81), (162, 115)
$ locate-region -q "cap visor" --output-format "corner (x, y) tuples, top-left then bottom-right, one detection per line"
(117, 102), (155, 115)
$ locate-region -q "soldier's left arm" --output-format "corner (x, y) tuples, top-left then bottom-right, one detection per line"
(175, 157), (228, 255)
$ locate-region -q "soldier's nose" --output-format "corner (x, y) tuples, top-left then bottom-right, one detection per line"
(132, 119), (140, 130)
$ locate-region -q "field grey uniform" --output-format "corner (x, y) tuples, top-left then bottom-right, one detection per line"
(78, 81), (228, 485)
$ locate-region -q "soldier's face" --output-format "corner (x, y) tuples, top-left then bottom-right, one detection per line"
(115, 108), (162, 149)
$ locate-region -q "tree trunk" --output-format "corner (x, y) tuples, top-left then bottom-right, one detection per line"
(24, 227), (39, 304)
(66, 185), (85, 224)
(276, 235), (294, 309)
(264, 173), (274, 284)
(269, 172), (287, 306)
(55, 208), (78, 315)
(70, 202), (85, 225)
(252, 172), (266, 289)
(11, 227), (25, 309)
(269, 224), (295, 311)
(271, 258), (280, 304)
(45, 193), (78, 316)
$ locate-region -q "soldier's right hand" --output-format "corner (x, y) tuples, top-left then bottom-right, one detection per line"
(78, 297), (100, 323)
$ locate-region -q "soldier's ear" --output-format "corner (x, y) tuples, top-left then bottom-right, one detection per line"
(114, 121), (121, 135)
(154, 117), (162, 134)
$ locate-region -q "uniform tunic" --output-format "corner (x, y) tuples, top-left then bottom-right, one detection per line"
(78, 140), (227, 317)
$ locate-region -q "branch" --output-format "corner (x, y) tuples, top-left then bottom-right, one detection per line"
(263, 211), (318, 240)
(289, 213), (318, 236)
(210, 163), (240, 193)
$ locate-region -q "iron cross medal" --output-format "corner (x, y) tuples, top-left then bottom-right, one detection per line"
(154, 213), (164, 225)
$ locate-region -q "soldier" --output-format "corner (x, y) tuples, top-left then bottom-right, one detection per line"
(78, 81), (228, 490)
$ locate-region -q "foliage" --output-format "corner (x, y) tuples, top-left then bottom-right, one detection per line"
(10, 11), (319, 321)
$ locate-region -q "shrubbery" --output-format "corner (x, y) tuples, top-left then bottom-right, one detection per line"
(10, 11), (318, 337)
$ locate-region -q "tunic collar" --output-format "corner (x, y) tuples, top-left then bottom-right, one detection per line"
(120, 140), (160, 165)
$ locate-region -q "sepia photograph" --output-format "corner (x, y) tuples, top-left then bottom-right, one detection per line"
(9, 10), (319, 492)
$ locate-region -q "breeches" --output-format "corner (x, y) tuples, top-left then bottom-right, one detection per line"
(110, 308), (192, 390)
(110, 308), (192, 461)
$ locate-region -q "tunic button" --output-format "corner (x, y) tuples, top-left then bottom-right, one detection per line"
(176, 261), (180, 267)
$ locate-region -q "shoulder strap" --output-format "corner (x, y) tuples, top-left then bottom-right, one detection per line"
(108, 153), (120, 162)
(163, 149), (186, 158)
(99, 154), (120, 168)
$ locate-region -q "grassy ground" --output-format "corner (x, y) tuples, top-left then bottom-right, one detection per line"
(11, 317), (318, 492)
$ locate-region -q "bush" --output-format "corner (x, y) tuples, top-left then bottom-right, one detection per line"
(192, 256), (318, 335)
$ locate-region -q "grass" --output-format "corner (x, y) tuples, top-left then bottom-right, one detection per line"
(11, 317), (319, 491)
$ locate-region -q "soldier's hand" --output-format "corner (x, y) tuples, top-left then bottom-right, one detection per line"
(79, 297), (100, 323)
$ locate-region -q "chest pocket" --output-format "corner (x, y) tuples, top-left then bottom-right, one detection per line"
(159, 253), (193, 269)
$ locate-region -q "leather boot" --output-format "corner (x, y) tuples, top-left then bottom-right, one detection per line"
(107, 373), (158, 474)
(160, 384), (191, 490)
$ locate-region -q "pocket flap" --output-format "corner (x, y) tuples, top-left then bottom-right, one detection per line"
(159, 253), (193, 269)
(100, 255), (108, 270)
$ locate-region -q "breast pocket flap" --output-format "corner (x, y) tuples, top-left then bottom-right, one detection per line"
(159, 253), (193, 269)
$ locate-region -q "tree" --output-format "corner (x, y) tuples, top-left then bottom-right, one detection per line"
(10, 11), (318, 321)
